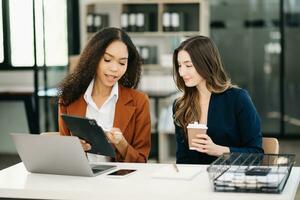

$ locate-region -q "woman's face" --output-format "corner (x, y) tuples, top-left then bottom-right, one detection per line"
(177, 50), (204, 87)
(96, 40), (128, 87)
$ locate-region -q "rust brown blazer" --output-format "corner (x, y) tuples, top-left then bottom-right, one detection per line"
(58, 85), (151, 163)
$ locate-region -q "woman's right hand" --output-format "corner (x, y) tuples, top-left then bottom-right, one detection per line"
(79, 139), (91, 151)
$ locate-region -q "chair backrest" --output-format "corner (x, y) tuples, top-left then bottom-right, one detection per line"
(262, 137), (279, 154)
(69, 55), (80, 73)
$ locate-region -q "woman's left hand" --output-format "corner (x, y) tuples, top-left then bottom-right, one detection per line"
(191, 134), (230, 157)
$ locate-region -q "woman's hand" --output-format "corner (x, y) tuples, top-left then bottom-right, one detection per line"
(106, 128), (124, 144)
(191, 134), (229, 157)
(106, 128), (128, 158)
(79, 139), (91, 151)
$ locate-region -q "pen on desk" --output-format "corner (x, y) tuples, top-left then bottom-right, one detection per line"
(173, 163), (179, 173)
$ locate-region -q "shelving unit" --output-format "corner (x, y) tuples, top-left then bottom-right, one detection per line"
(79, 0), (210, 162)
(80, 0), (209, 47)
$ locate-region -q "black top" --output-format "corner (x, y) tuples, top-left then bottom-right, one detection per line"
(173, 88), (264, 164)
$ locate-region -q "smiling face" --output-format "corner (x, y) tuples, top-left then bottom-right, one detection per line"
(96, 40), (128, 88)
(177, 50), (204, 87)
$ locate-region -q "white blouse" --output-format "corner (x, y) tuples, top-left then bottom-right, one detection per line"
(83, 79), (119, 131)
(83, 79), (119, 162)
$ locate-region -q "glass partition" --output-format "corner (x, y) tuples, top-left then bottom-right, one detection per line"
(284, 0), (300, 135)
(210, 0), (281, 135)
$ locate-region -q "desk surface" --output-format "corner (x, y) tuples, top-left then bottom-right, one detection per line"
(0, 162), (299, 200)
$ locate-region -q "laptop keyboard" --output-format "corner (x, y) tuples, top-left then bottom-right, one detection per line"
(92, 168), (104, 174)
(90, 164), (117, 174)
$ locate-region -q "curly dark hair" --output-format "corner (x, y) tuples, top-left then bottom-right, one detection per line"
(58, 27), (142, 106)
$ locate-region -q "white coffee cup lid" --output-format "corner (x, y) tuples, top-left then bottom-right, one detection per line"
(187, 122), (207, 129)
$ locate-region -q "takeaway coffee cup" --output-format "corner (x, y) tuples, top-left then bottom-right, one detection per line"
(187, 122), (208, 150)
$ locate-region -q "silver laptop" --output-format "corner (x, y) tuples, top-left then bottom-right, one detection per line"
(10, 133), (116, 177)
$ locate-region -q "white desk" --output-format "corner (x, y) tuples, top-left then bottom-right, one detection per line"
(0, 162), (299, 200)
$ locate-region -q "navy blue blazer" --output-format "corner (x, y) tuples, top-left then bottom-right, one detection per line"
(174, 88), (263, 164)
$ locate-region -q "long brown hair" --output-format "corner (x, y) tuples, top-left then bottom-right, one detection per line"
(173, 35), (235, 132)
(58, 27), (142, 106)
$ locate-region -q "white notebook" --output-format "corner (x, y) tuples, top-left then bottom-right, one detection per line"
(152, 165), (202, 180)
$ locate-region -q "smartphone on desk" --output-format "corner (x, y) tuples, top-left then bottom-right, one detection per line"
(106, 169), (137, 178)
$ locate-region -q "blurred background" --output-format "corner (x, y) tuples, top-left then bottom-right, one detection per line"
(0, 0), (299, 175)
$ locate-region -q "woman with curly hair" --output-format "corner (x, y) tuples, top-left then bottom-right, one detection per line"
(58, 27), (151, 163)
(173, 35), (263, 164)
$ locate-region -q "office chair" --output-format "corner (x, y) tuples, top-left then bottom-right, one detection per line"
(262, 137), (279, 154)
(68, 55), (80, 73)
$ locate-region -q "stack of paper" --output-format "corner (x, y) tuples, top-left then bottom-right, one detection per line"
(215, 169), (286, 189)
(152, 165), (202, 180)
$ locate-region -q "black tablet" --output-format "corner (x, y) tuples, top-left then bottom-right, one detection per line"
(61, 114), (116, 157)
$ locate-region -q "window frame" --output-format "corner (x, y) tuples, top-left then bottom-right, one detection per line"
(0, 0), (79, 71)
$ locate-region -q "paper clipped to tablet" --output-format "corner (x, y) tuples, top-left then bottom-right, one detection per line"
(152, 165), (202, 180)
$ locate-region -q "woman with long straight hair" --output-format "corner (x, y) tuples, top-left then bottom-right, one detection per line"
(173, 35), (263, 164)
(58, 27), (151, 163)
